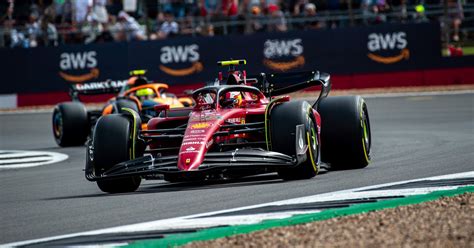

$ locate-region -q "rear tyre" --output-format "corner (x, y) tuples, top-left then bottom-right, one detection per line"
(270, 101), (319, 180)
(93, 114), (141, 193)
(318, 96), (371, 170)
(52, 102), (89, 147)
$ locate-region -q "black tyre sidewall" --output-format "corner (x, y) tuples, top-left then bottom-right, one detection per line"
(270, 101), (318, 179)
(115, 99), (139, 113)
(318, 96), (371, 169)
(93, 114), (141, 193)
(52, 102), (89, 147)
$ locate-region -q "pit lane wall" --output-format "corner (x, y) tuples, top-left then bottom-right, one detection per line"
(0, 22), (473, 108)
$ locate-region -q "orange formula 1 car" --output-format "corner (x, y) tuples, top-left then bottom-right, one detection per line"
(52, 70), (194, 147)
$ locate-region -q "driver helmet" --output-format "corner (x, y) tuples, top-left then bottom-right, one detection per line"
(136, 88), (155, 101)
(220, 91), (242, 108)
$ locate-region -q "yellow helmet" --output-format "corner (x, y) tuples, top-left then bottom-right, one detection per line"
(136, 88), (155, 97)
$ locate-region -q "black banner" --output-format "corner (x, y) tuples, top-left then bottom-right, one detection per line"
(0, 22), (463, 94)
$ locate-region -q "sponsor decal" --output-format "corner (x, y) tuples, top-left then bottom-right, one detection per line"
(367, 32), (409, 64)
(185, 135), (206, 139)
(227, 118), (245, 124)
(186, 146), (196, 151)
(181, 151), (199, 154)
(182, 141), (205, 145)
(182, 137), (204, 142)
(263, 39), (305, 71)
(71, 80), (127, 91)
(191, 122), (210, 129)
(159, 44), (203, 76)
(185, 158), (191, 164)
(59, 51), (100, 83)
(190, 129), (206, 134)
(190, 114), (222, 122)
(206, 140), (213, 149)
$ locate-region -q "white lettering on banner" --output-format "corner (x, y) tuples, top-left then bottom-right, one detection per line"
(264, 39), (303, 58)
(160, 45), (199, 64)
(74, 80), (127, 91)
(367, 32), (407, 52)
(60, 51), (97, 70)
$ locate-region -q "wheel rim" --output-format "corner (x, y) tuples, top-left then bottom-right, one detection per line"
(361, 104), (371, 161)
(306, 117), (318, 173)
(53, 111), (63, 139)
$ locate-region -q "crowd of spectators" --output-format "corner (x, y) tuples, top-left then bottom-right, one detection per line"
(0, 0), (468, 48)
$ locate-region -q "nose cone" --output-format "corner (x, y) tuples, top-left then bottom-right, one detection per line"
(178, 121), (216, 171)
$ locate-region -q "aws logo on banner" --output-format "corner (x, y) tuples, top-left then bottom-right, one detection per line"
(263, 39), (305, 71)
(367, 32), (409, 64)
(159, 44), (203, 76)
(59, 51), (99, 83)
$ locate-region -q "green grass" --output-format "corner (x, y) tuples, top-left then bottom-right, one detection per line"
(442, 46), (474, 56)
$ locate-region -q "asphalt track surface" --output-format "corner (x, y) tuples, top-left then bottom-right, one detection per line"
(0, 93), (473, 244)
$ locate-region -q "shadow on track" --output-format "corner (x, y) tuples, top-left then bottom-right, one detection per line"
(44, 173), (320, 200)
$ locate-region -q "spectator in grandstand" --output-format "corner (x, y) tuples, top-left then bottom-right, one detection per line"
(303, 3), (324, 29)
(91, 0), (109, 24)
(203, 0), (221, 16)
(412, 4), (429, 23)
(82, 13), (103, 44)
(248, 5), (265, 33)
(3, 19), (29, 48)
(74, 0), (92, 24)
(222, 0), (239, 16)
(161, 0), (187, 18)
(116, 11), (146, 41)
(55, 0), (74, 24)
(200, 23), (215, 36)
(266, 4), (287, 32)
(25, 13), (40, 47)
(155, 10), (179, 39)
(362, 0), (387, 25)
(37, 15), (59, 46)
(449, 0), (464, 42)
(179, 15), (196, 36)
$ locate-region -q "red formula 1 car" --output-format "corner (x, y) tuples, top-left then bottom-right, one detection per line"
(85, 60), (371, 193)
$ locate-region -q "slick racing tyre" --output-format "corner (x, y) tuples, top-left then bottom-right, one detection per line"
(52, 102), (89, 147)
(115, 99), (139, 113)
(93, 114), (141, 193)
(318, 96), (371, 170)
(270, 101), (319, 180)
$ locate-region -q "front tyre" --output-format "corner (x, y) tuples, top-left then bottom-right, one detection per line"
(52, 102), (89, 147)
(93, 114), (141, 193)
(318, 96), (371, 169)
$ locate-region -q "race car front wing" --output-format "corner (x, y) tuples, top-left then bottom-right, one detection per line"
(85, 148), (299, 181)
(86, 124), (310, 181)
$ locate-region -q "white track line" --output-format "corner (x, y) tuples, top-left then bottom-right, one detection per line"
(3, 170), (474, 247)
(0, 150), (68, 170)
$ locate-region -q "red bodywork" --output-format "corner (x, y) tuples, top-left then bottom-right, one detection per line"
(145, 69), (322, 172)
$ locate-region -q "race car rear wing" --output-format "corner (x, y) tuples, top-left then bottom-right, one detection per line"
(68, 80), (127, 101)
(256, 70), (331, 107)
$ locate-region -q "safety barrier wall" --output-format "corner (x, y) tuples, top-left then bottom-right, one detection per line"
(0, 22), (473, 107)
